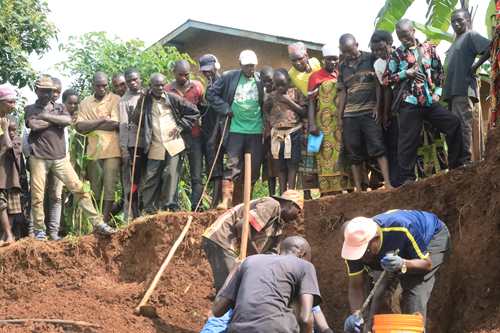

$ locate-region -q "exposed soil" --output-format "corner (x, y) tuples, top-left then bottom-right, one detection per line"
(1, 128), (499, 333)
(0, 212), (218, 333)
(306, 126), (500, 333)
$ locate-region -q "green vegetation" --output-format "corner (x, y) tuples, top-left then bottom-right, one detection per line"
(0, 0), (57, 87)
(58, 32), (194, 96)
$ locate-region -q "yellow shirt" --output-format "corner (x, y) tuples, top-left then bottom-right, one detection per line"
(288, 57), (321, 97)
(77, 93), (121, 160)
(148, 97), (183, 160)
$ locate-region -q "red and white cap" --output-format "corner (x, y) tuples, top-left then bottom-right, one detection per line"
(341, 217), (379, 260)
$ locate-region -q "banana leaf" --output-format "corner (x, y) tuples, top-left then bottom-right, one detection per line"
(486, 0), (496, 39)
(425, 0), (459, 34)
(375, 0), (415, 32)
(414, 21), (455, 42)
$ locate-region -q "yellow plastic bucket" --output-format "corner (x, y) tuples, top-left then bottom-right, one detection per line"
(372, 314), (425, 332)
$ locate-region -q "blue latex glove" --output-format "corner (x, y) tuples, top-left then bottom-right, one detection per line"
(380, 254), (404, 272)
(344, 313), (363, 333)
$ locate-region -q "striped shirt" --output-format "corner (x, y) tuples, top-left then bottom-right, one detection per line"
(338, 51), (377, 117)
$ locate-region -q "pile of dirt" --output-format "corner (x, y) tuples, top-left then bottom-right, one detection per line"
(0, 211), (219, 333)
(0, 207), (304, 333)
(306, 126), (500, 333)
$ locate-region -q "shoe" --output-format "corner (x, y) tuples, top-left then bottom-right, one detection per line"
(34, 230), (47, 241)
(94, 223), (116, 236)
(49, 233), (61, 241)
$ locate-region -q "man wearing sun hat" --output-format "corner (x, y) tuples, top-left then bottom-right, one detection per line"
(206, 50), (264, 209)
(25, 75), (116, 240)
(341, 209), (451, 332)
(202, 189), (303, 292)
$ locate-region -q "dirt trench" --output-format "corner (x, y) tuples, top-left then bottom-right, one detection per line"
(0, 128), (499, 332)
(306, 125), (500, 333)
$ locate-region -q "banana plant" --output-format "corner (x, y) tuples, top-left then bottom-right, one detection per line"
(374, 0), (468, 44)
(486, 0), (496, 38)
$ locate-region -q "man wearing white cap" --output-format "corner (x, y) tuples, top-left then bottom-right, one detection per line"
(206, 50), (264, 209)
(341, 209), (450, 332)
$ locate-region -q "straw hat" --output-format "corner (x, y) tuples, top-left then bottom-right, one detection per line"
(275, 190), (304, 210)
(35, 75), (55, 90)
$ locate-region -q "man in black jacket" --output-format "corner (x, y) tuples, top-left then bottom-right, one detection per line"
(206, 50), (264, 209)
(132, 73), (199, 213)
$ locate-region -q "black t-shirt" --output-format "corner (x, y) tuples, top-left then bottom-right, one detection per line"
(443, 31), (490, 102)
(338, 51), (378, 117)
(219, 254), (321, 333)
(25, 101), (68, 160)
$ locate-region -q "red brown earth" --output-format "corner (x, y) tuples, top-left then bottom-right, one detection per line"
(0, 127), (499, 333)
(307, 125), (500, 333)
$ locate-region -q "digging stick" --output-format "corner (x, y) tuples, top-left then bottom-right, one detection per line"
(127, 96), (145, 221)
(134, 215), (193, 315)
(239, 153), (252, 261)
(0, 319), (101, 328)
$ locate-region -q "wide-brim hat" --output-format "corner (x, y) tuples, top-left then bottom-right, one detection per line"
(273, 190), (304, 210)
(35, 75), (55, 90)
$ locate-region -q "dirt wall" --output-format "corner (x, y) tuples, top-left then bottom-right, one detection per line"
(305, 126), (500, 333)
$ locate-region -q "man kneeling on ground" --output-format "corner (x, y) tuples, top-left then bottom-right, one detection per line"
(342, 209), (451, 332)
(212, 236), (323, 333)
(202, 190), (303, 293)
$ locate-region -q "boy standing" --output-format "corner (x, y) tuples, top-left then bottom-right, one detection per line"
(263, 69), (305, 193)
(0, 85), (19, 245)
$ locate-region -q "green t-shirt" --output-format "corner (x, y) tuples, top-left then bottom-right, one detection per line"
(230, 75), (262, 134)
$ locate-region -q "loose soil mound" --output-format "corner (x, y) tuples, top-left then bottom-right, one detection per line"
(0, 212), (218, 333)
(0, 209), (304, 333)
(306, 126), (500, 333)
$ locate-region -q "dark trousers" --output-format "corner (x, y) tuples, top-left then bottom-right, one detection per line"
(225, 133), (263, 184)
(202, 238), (237, 293)
(398, 102), (465, 183)
(384, 116), (401, 187)
(141, 153), (182, 214)
(185, 135), (204, 211)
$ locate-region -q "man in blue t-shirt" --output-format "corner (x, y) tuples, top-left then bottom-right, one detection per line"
(341, 210), (451, 333)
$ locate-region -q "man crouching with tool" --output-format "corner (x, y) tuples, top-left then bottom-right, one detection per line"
(341, 210), (451, 333)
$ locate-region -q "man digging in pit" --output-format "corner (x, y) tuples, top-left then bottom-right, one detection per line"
(341, 209), (451, 333)
(211, 236), (327, 333)
(202, 190), (303, 293)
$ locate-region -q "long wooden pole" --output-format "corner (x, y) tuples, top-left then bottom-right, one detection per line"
(134, 216), (193, 314)
(127, 96), (145, 222)
(239, 153), (252, 261)
(0, 319), (101, 328)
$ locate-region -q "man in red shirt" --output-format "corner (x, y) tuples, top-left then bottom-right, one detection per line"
(165, 60), (205, 211)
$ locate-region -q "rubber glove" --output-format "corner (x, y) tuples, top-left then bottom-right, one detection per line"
(380, 253), (404, 272)
(344, 313), (363, 333)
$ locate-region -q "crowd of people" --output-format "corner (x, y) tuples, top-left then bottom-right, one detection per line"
(0, 11), (491, 241)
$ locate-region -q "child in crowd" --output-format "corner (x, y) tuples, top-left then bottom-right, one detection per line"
(263, 69), (306, 194)
(0, 116), (24, 245)
(260, 66), (279, 196)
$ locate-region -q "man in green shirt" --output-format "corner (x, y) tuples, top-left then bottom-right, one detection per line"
(206, 50), (264, 209)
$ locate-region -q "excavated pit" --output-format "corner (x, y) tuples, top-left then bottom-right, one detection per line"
(0, 127), (499, 332)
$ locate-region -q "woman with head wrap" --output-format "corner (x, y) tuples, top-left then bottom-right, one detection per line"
(307, 44), (353, 196)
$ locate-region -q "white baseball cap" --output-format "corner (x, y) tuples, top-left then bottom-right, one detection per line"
(341, 217), (379, 260)
(239, 50), (258, 65)
(322, 43), (340, 57)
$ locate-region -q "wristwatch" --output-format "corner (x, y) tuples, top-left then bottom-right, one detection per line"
(401, 260), (408, 274)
